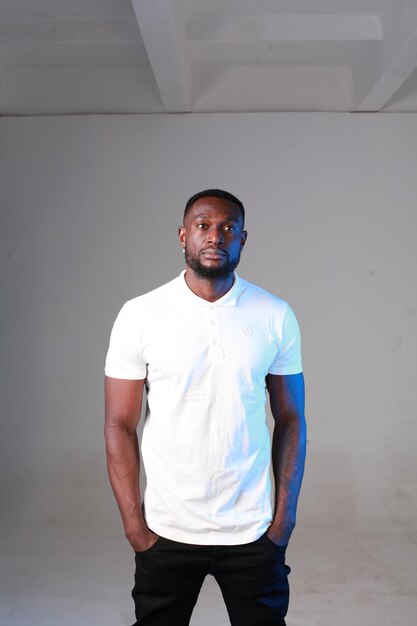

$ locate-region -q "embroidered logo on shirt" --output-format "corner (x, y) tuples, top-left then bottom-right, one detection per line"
(242, 326), (253, 336)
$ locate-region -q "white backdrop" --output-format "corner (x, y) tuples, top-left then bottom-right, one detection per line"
(1, 113), (416, 541)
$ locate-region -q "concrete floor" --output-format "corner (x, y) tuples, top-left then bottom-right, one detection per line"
(1, 523), (416, 626)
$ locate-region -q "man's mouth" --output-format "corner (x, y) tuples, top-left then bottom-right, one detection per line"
(200, 249), (227, 260)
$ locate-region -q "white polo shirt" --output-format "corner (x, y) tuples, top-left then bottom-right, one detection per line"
(105, 271), (302, 545)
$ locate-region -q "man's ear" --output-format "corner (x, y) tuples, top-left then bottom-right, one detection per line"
(178, 225), (186, 249)
(240, 230), (248, 249)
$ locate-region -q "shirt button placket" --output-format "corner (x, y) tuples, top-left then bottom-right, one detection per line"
(208, 304), (220, 355)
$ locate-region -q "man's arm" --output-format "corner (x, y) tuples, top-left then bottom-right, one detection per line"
(266, 372), (306, 547)
(104, 376), (159, 552)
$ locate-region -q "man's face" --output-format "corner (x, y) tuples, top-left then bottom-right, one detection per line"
(179, 196), (247, 280)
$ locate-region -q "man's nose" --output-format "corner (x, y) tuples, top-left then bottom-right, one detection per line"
(207, 226), (224, 244)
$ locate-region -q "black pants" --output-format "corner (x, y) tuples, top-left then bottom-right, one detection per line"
(132, 532), (291, 626)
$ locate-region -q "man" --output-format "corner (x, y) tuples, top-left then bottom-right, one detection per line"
(104, 189), (306, 626)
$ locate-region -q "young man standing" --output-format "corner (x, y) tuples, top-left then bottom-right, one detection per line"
(104, 189), (306, 625)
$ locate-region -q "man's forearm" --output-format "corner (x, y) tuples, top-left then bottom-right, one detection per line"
(104, 423), (147, 540)
(269, 415), (307, 544)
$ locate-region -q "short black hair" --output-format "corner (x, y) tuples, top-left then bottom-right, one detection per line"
(184, 189), (245, 226)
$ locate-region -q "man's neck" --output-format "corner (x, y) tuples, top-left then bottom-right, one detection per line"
(184, 269), (235, 302)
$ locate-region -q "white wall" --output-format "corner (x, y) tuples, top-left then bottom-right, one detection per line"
(1, 113), (416, 537)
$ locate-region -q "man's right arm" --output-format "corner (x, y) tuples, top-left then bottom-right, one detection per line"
(104, 375), (159, 552)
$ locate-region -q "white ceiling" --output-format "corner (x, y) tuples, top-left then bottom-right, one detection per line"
(1, 0), (417, 114)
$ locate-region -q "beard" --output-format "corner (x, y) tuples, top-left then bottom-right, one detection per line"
(185, 248), (241, 280)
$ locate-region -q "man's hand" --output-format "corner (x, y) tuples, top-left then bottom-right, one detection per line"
(266, 522), (294, 547)
(127, 526), (160, 553)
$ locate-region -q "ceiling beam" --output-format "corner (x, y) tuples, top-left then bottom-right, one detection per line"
(356, 31), (417, 111)
(354, 1), (417, 111)
(130, 0), (190, 112)
(188, 14), (382, 42)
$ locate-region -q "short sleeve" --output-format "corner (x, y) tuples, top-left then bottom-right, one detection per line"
(268, 303), (302, 375)
(104, 302), (147, 380)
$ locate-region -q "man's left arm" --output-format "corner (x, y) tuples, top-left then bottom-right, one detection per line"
(266, 372), (306, 547)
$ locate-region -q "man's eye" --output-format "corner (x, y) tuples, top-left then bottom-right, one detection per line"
(197, 223), (208, 229)
(224, 225), (235, 232)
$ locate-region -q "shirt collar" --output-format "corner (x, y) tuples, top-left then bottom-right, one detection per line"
(177, 270), (241, 308)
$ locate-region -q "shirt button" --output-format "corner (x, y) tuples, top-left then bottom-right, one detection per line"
(213, 339), (217, 345)
(211, 320), (215, 326)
